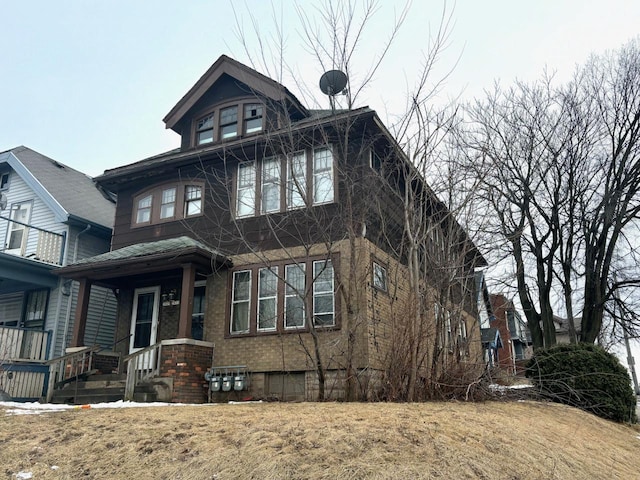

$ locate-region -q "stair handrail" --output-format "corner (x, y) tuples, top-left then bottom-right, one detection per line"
(123, 342), (162, 401)
(45, 345), (101, 402)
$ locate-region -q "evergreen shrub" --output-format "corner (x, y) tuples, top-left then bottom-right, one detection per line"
(526, 343), (637, 423)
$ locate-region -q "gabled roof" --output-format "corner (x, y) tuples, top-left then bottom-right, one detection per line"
(0, 146), (115, 229)
(163, 55), (309, 132)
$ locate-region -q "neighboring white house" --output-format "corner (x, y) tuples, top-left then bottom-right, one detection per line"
(0, 146), (116, 400)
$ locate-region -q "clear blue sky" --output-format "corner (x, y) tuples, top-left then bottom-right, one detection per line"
(1, 0), (638, 176)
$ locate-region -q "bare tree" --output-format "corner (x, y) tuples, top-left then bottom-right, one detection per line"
(464, 39), (640, 349)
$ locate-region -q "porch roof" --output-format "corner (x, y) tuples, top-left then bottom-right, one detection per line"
(53, 236), (231, 286)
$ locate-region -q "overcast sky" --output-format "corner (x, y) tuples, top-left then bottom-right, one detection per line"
(1, 1), (638, 177)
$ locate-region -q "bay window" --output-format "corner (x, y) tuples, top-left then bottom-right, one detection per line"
(132, 181), (204, 227)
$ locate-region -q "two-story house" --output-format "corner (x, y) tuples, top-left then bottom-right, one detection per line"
(55, 55), (486, 403)
(0, 146), (116, 400)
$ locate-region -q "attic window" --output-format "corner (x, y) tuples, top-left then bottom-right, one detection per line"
(0, 172), (9, 190)
(220, 106), (238, 139)
(196, 114), (214, 145)
(244, 104), (263, 134)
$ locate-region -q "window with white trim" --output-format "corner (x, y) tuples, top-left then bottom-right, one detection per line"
(0, 172), (9, 190)
(231, 270), (251, 333)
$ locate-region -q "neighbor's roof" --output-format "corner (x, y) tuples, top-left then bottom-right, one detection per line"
(1, 146), (115, 228)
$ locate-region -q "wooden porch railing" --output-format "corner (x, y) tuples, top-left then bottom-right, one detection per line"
(0, 326), (51, 362)
(0, 215), (66, 265)
(45, 345), (100, 402)
(123, 342), (162, 401)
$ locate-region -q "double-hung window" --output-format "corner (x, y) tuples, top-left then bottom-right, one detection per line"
(220, 106), (238, 139)
(236, 162), (256, 217)
(160, 187), (176, 220)
(231, 270), (251, 333)
(285, 264), (306, 328)
(229, 257), (337, 335)
(244, 104), (263, 134)
(261, 157), (281, 214)
(196, 114), (214, 145)
(133, 182), (204, 226)
(258, 267), (278, 331)
(236, 146), (334, 217)
(312, 260), (334, 326)
(184, 185), (202, 216)
(287, 152), (307, 209)
(313, 148), (334, 204)
(136, 195), (152, 224)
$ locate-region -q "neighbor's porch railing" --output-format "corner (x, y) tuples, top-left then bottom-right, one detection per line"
(0, 215), (66, 265)
(0, 326), (52, 362)
(123, 342), (162, 401)
(45, 345), (101, 402)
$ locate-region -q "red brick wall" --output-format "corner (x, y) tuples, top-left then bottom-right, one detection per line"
(158, 340), (214, 403)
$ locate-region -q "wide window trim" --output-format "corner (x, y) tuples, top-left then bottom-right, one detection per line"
(226, 254), (340, 337)
(132, 181), (204, 227)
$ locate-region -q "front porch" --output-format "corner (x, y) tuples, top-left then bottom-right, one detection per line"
(48, 338), (215, 404)
(51, 236), (231, 404)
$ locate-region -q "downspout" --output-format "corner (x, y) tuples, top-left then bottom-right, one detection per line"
(61, 224), (91, 351)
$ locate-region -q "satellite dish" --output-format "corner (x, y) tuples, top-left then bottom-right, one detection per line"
(0, 192), (6, 211)
(319, 70), (348, 96)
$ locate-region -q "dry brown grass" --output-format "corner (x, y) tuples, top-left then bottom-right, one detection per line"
(1, 400), (639, 479)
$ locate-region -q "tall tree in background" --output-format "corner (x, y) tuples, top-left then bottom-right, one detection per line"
(464, 39), (640, 348)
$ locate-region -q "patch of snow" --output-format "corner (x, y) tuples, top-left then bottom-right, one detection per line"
(489, 383), (533, 391)
(50, 466), (60, 471)
(14, 472), (33, 479)
(0, 400), (213, 416)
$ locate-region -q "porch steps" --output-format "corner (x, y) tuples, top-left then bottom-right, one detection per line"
(50, 373), (158, 405)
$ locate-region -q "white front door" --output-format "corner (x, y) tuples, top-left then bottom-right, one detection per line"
(6, 202), (31, 255)
(130, 286), (160, 369)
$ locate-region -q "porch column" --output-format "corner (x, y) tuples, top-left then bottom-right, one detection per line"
(177, 263), (196, 338)
(70, 278), (91, 347)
